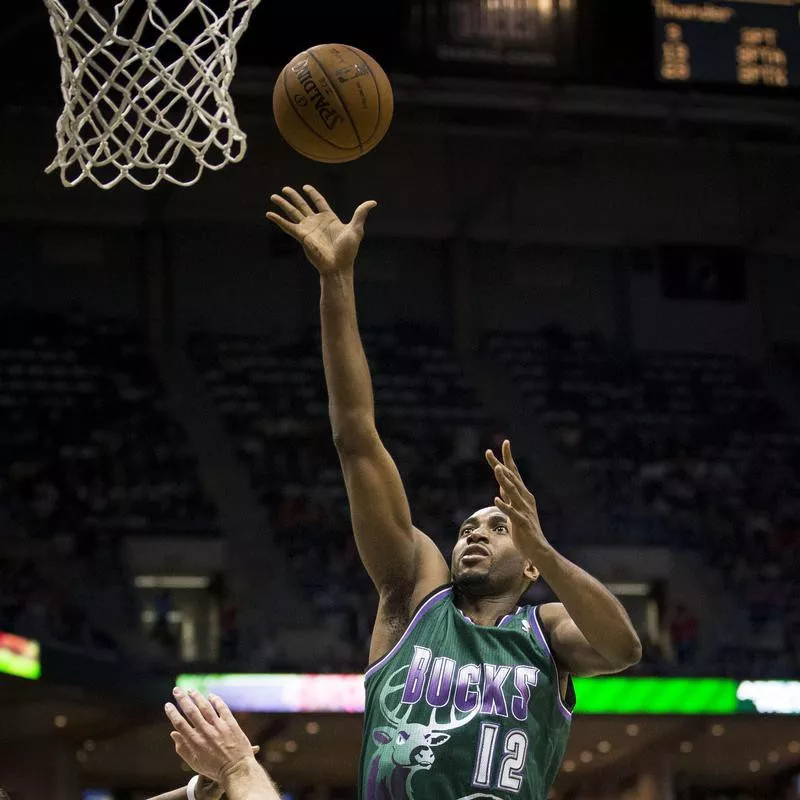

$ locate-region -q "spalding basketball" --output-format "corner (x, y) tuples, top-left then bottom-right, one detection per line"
(273, 44), (394, 164)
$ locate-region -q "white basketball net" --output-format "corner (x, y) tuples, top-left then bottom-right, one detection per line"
(43, 0), (261, 190)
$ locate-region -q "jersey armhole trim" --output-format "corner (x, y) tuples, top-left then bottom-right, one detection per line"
(530, 605), (576, 720)
(364, 584), (453, 682)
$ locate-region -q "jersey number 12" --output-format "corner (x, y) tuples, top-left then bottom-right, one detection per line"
(472, 722), (529, 791)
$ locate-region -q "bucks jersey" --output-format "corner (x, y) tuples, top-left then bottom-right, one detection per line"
(359, 586), (574, 800)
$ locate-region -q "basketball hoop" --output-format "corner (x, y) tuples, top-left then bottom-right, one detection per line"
(43, 0), (261, 190)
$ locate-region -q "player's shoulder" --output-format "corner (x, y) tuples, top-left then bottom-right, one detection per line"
(529, 602), (568, 635)
(536, 601), (567, 619)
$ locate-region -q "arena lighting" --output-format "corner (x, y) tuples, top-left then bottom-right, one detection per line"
(0, 631), (41, 680)
(134, 575), (210, 589)
(176, 675), (800, 715)
(736, 680), (800, 714)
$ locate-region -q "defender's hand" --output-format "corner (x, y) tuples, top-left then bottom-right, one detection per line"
(266, 184), (376, 275)
(164, 688), (258, 784)
(194, 751), (260, 800)
(486, 440), (552, 561)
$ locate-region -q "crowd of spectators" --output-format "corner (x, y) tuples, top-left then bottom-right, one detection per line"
(0, 306), (217, 658)
(0, 306), (216, 538)
(2, 310), (799, 679)
(486, 325), (800, 676)
(189, 324), (504, 669)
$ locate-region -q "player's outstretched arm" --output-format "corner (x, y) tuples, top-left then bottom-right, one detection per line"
(266, 186), (450, 621)
(488, 441), (642, 677)
(164, 689), (281, 800)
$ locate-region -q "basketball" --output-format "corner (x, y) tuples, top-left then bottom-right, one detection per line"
(272, 44), (394, 164)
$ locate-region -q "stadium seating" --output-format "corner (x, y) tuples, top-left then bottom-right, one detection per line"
(485, 326), (800, 676)
(0, 306), (218, 656)
(188, 324), (494, 669)
(0, 306), (217, 538)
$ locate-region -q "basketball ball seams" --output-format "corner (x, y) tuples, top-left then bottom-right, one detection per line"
(307, 47), (364, 154)
(281, 64), (359, 153)
(273, 43), (393, 163)
(340, 44), (385, 144)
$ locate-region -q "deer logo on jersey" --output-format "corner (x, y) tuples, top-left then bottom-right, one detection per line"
(365, 666), (481, 800)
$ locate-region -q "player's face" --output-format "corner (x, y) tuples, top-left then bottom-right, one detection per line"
(450, 506), (535, 595)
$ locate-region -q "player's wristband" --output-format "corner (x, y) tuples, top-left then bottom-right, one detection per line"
(186, 775), (200, 800)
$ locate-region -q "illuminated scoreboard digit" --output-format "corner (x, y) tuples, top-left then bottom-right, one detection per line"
(653, 0), (800, 87)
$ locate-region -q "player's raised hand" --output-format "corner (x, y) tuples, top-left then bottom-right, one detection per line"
(164, 688), (258, 785)
(486, 440), (552, 560)
(266, 184), (376, 275)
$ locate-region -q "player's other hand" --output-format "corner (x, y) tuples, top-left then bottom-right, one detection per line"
(266, 184), (376, 275)
(486, 439), (552, 561)
(164, 688), (259, 785)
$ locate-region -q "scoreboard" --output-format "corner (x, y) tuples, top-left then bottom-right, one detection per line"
(654, 0), (800, 87)
(408, 0), (576, 77)
(251, 0), (800, 91)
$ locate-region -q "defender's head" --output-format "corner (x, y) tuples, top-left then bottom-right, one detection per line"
(450, 506), (539, 598)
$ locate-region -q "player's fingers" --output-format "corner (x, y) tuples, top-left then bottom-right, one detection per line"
(270, 194), (304, 222)
(188, 689), (219, 725)
(495, 459), (527, 493)
(173, 688), (209, 731)
(164, 702), (194, 737)
(494, 465), (525, 502)
(502, 439), (521, 476)
(170, 730), (190, 751)
(282, 186), (313, 216)
(485, 449), (501, 470)
(209, 693), (238, 728)
(265, 212), (300, 240)
(303, 184), (331, 213)
(349, 201), (377, 233)
(487, 450), (511, 504)
(494, 496), (520, 518)
(170, 731), (197, 764)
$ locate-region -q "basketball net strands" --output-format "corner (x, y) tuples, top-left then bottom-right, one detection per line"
(43, 0), (261, 190)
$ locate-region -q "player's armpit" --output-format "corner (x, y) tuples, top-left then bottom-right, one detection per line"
(337, 430), (450, 596)
(539, 603), (635, 678)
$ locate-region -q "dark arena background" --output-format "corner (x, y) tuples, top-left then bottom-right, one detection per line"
(1, 1), (800, 799)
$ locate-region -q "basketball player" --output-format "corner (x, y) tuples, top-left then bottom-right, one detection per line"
(154, 688), (279, 800)
(267, 185), (641, 800)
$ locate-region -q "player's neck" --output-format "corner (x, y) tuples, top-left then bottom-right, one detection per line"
(453, 590), (518, 627)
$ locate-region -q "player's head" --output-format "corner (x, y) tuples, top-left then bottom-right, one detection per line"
(450, 506), (539, 597)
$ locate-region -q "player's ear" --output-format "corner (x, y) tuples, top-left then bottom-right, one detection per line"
(523, 561), (539, 584)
